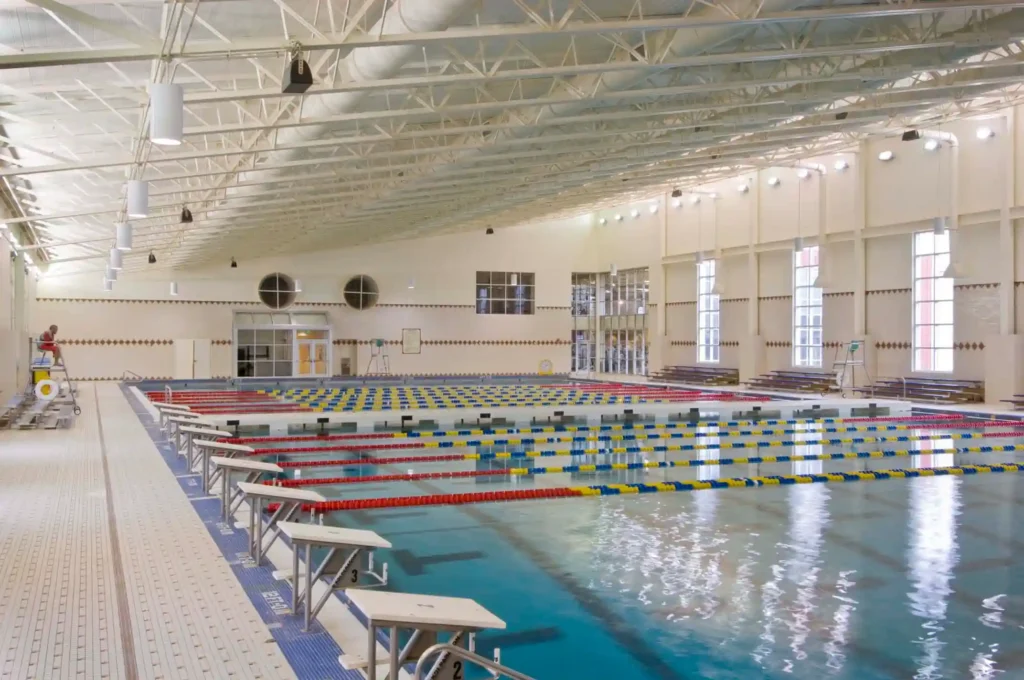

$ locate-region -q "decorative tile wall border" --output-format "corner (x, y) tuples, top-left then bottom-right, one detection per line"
(38, 298), (569, 311)
(758, 295), (792, 302)
(823, 292), (855, 298)
(955, 283), (998, 291)
(721, 297), (749, 303)
(665, 301), (696, 307)
(62, 339), (173, 346)
(865, 288), (911, 296)
(332, 339), (571, 346)
(670, 340), (696, 347)
(765, 340), (792, 348)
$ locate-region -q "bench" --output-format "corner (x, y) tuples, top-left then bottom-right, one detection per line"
(858, 377), (983, 404)
(651, 365), (739, 386)
(745, 371), (835, 394)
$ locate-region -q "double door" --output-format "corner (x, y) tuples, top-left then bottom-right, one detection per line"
(297, 338), (328, 376)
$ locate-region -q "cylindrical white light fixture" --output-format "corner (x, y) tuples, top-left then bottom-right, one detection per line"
(510, 274), (518, 286)
(671, 198), (681, 208)
(150, 83), (184, 146)
(737, 183), (749, 193)
(109, 247), (123, 270)
(649, 203), (658, 214)
(767, 176), (780, 187)
(127, 180), (149, 218)
(976, 126), (995, 140)
(834, 159), (849, 171)
(690, 195), (700, 205)
(103, 278), (113, 292)
(599, 217), (607, 225)
(408, 278), (416, 289)
(878, 150), (894, 162)
(924, 139), (940, 152)
(116, 222), (133, 251)
(794, 236), (804, 252)
(294, 278), (303, 292)
(630, 209), (640, 218)
(169, 281), (179, 296)
(614, 214), (623, 221)
(106, 265), (118, 281)
(610, 264), (618, 277)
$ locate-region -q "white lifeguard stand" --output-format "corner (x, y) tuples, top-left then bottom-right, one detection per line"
(365, 338), (391, 375)
(833, 339), (872, 397)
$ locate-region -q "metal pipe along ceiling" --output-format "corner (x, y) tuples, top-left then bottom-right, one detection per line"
(218, 0), (475, 214)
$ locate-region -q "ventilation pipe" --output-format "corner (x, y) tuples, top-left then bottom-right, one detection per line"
(195, 0), (474, 243)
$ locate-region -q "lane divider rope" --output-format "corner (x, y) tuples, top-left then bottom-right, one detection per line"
(285, 463), (1024, 512)
(277, 444), (1021, 487)
(259, 431), (1024, 466)
(228, 414), (971, 444)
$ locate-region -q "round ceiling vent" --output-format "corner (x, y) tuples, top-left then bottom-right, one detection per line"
(343, 275), (379, 310)
(257, 273), (297, 309)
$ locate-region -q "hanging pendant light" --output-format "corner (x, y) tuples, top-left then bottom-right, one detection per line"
(109, 247), (123, 270)
(127, 180), (149, 218)
(794, 236), (804, 252)
(294, 278), (303, 293)
(180, 207), (193, 223)
(812, 245), (828, 288)
(106, 265), (118, 281)
(116, 222), (133, 251)
(169, 281), (179, 296)
(150, 83), (184, 146)
(148, 251), (157, 264)
(103, 278), (113, 292)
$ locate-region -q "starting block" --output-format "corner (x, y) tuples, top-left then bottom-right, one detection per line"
(235, 482), (325, 564)
(165, 413), (213, 453)
(344, 590), (505, 680)
(179, 424), (232, 469)
(155, 402), (192, 429)
(276, 521), (390, 631)
(194, 439), (254, 493)
(210, 457), (282, 522)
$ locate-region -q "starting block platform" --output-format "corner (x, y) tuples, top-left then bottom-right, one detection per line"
(194, 439), (254, 493)
(275, 521), (390, 631)
(179, 424), (232, 469)
(235, 482), (325, 564)
(343, 590), (505, 680)
(210, 457), (282, 522)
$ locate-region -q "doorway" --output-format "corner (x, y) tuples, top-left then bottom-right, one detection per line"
(297, 330), (329, 377)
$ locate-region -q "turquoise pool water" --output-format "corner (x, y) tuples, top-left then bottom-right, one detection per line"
(257, 425), (1024, 679)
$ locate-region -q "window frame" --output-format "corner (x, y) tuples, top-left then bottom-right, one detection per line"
(912, 230), (954, 374)
(475, 271), (535, 315)
(697, 259), (720, 364)
(793, 246), (823, 369)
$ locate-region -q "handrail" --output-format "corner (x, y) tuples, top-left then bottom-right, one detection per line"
(121, 370), (143, 381)
(413, 644), (536, 680)
(164, 384), (173, 403)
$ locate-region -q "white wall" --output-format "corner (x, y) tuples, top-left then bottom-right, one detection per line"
(36, 214), (664, 379)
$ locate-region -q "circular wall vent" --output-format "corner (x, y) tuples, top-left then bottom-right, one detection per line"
(343, 275), (379, 310)
(257, 273), (297, 309)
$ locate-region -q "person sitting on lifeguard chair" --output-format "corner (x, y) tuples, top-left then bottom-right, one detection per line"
(38, 324), (63, 366)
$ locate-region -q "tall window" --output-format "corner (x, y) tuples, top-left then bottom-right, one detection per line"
(913, 230), (953, 372)
(697, 259), (720, 363)
(793, 246), (823, 368)
(476, 272), (535, 314)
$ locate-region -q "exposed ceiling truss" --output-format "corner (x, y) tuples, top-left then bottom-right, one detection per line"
(1, 0), (1024, 277)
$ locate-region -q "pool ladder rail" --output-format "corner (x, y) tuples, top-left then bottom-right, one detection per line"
(414, 643), (536, 680)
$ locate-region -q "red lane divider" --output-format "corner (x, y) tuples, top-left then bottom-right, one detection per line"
(251, 442), (425, 455)
(283, 487), (580, 513)
(281, 469), (507, 487)
(278, 454), (466, 468)
(230, 433), (397, 444)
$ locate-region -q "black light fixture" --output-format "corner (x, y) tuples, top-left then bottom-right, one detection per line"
(485, 228), (494, 235)
(283, 51), (313, 94)
(901, 130), (921, 142)
(671, 189), (682, 198)
(180, 207), (193, 223)
(230, 257), (238, 268)
(148, 251), (156, 264)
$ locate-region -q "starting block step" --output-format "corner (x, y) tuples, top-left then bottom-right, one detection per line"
(339, 654), (369, 671)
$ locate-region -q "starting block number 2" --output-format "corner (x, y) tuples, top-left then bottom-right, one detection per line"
(432, 656), (464, 680)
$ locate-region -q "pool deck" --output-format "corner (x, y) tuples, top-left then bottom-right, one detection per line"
(0, 384), (295, 679)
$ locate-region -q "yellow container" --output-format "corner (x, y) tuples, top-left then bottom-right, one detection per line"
(33, 368), (50, 384)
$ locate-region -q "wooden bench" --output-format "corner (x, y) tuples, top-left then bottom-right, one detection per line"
(857, 377), (983, 404)
(650, 365), (739, 386)
(745, 371), (835, 394)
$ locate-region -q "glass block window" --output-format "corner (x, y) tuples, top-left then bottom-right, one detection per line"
(913, 230), (953, 373)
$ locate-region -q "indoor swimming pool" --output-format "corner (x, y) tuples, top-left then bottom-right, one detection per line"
(237, 417), (1024, 679)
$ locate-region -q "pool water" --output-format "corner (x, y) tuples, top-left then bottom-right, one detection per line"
(257, 426), (1024, 679)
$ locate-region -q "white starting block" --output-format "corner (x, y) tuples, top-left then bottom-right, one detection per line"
(276, 521), (390, 631)
(166, 413), (213, 453)
(195, 439), (254, 493)
(210, 457), (282, 522)
(179, 424), (232, 469)
(343, 590), (505, 680)
(235, 482), (325, 565)
(154, 402), (192, 428)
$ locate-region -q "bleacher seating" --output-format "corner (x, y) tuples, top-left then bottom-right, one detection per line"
(745, 370), (836, 394)
(649, 365), (739, 386)
(856, 377), (984, 404)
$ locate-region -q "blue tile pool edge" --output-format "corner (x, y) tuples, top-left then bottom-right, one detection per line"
(120, 383), (373, 680)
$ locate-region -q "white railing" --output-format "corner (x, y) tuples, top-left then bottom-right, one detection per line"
(413, 644), (535, 680)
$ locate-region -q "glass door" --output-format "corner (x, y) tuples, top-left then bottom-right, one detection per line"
(296, 330), (329, 377)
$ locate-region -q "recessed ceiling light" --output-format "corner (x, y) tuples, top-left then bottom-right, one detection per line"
(767, 176), (780, 187)
(878, 150), (894, 162)
(976, 126), (995, 140)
